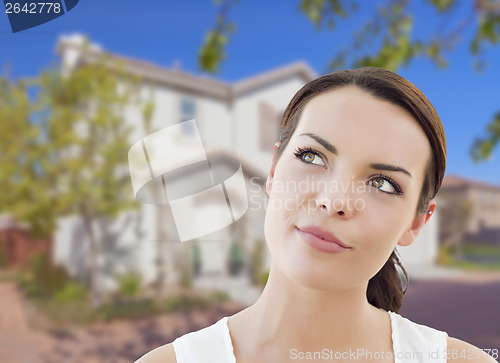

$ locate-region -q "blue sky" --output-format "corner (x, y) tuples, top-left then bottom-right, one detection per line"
(1, 0), (499, 185)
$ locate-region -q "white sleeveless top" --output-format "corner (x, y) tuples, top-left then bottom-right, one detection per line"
(173, 311), (448, 363)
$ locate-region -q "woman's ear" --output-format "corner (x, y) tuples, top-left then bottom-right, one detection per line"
(397, 199), (437, 247)
(266, 142), (281, 196)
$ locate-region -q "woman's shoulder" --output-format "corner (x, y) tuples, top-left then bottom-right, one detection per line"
(135, 316), (230, 363)
(135, 343), (177, 363)
(392, 312), (496, 362)
(390, 311), (447, 342)
(446, 337), (497, 363)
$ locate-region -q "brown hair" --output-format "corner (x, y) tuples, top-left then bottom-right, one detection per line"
(275, 67), (447, 313)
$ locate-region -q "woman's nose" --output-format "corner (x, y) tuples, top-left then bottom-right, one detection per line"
(314, 175), (357, 219)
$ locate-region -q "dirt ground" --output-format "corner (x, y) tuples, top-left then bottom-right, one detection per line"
(0, 281), (244, 363)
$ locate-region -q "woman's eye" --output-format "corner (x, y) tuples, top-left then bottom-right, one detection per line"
(371, 177), (394, 193)
(295, 150), (326, 167)
(370, 176), (401, 195)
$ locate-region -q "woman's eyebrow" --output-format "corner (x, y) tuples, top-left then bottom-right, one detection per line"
(299, 133), (337, 154)
(299, 133), (412, 178)
(369, 163), (413, 178)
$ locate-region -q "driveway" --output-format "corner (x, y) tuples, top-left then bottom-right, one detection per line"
(400, 272), (500, 351)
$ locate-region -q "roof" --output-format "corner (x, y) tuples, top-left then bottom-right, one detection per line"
(441, 174), (500, 192)
(56, 34), (317, 101)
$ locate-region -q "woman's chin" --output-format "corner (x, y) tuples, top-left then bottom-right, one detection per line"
(276, 258), (348, 292)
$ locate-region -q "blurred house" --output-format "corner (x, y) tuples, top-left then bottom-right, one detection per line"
(438, 174), (500, 246)
(52, 34), (315, 295)
(50, 35), (441, 299)
(396, 211), (439, 271)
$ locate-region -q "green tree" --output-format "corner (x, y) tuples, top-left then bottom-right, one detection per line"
(0, 77), (56, 237)
(0, 51), (145, 306)
(199, 0), (500, 159)
(41, 57), (142, 306)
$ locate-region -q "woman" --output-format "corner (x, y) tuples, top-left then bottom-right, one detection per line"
(137, 68), (496, 362)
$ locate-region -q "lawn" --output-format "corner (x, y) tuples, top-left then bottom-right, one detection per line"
(438, 243), (500, 271)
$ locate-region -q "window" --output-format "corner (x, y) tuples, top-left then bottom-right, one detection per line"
(180, 97), (196, 135)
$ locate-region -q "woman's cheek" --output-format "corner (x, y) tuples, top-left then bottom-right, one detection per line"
(357, 205), (396, 248)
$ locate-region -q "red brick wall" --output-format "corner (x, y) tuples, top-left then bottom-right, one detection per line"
(0, 228), (52, 270)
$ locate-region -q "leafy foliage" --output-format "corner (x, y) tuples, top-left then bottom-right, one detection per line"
(198, 0), (239, 73)
(300, 0), (355, 30)
(0, 54), (140, 234)
(0, 43), (150, 306)
(35, 58), (139, 221)
(471, 111), (500, 161)
(200, 0), (500, 73)
(0, 78), (56, 237)
(199, 0), (500, 159)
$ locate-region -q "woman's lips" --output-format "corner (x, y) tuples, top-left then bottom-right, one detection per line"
(296, 226), (351, 254)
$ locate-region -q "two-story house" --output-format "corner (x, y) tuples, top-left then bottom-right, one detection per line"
(50, 34), (439, 298)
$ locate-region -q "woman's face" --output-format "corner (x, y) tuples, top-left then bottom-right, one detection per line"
(264, 86), (435, 291)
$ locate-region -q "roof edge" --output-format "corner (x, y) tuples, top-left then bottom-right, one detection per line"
(232, 61), (317, 96)
(441, 174), (500, 191)
(55, 34), (317, 100)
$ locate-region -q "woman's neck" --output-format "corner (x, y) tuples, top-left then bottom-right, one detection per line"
(239, 263), (384, 354)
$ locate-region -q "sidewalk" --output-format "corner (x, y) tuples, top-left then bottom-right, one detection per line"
(0, 282), (49, 363)
(406, 263), (500, 282)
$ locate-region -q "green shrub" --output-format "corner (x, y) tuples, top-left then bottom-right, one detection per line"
(17, 270), (44, 298)
(117, 271), (142, 299)
(20, 253), (73, 298)
(163, 296), (183, 311)
(163, 295), (210, 312)
(96, 299), (157, 321)
(436, 244), (453, 265)
(164, 295), (195, 312)
(210, 290), (229, 302)
(55, 282), (87, 304)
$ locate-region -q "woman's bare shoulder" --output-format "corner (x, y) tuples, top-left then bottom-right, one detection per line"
(135, 342), (177, 363)
(447, 336), (497, 363)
